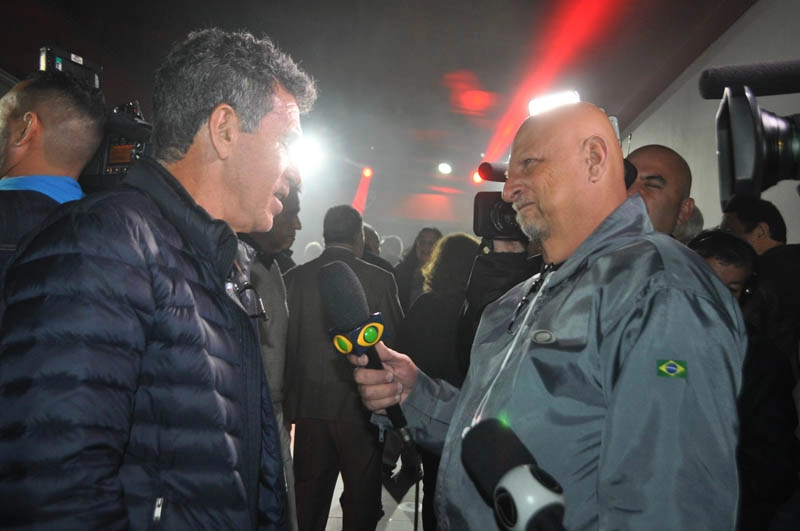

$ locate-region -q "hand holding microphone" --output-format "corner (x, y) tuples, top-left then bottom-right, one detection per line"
(349, 342), (418, 413)
(318, 261), (418, 415)
(318, 260), (423, 480)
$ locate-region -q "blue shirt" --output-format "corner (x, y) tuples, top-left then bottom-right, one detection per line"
(0, 175), (84, 204)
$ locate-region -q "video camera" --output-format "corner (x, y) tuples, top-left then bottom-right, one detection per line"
(80, 100), (153, 194)
(39, 44), (153, 194)
(699, 59), (800, 206)
(473, 162), (527, 241)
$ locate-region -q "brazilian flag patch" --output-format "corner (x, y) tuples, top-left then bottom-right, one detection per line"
(657, 359), (687, 378)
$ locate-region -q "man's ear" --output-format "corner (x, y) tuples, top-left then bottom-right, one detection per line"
(14, 112), (38, 147)
(753, 221), (771, 242)
(584, 135), (608, 183)
(207, 103), (240, 160)
(676, 197), (695, 226)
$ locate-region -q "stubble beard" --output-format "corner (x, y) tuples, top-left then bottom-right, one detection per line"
(515, 202), (550, 246)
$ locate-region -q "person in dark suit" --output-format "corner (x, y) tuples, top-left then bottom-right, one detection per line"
(284, 204), (403, 531)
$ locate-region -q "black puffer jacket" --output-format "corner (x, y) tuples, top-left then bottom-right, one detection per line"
(0, 189), (60, 309)
(0, 157), (286, 529)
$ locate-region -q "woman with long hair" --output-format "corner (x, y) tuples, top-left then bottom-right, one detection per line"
(396, 232), (480, 530)
(393, 227), (442, 312)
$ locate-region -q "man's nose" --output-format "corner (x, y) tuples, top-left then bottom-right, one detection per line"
(502, 172), (521, 203)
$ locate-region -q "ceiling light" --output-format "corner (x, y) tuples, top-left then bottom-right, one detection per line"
(528, 90), (580, 116)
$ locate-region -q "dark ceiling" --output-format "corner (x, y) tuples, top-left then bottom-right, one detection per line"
(1, 0), (757, 245)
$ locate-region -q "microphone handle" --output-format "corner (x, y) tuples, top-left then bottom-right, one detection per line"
(363, 344), (408, 429)
(363, 344), (424, 480)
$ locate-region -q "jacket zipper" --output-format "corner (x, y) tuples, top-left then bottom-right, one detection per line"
(152, 497), (164, 525)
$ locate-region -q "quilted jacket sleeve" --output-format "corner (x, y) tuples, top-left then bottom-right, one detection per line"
(0, 201), (154, 529)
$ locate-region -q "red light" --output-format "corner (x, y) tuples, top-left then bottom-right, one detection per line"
(458, 90), (495, 115)
(443, 70), (497, 117)
(472, 171), (483, 184)
(362, 167), (374, 179)
(483, 0), (629, 162)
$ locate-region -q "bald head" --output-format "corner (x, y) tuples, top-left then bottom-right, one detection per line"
(627, 144), (694, 234)
(502, 102), (626, 264)
(363, 224), (381, 255)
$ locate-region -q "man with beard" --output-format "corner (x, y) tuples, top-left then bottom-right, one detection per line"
(348, 102), (746, 530)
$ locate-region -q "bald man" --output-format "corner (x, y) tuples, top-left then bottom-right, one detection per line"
(627, 144), (695, 235)
(349, 103), (746, 529)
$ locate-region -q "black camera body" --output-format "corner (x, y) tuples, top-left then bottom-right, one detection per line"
(474, 191), (527, 240)
(80, 101), (153, 194)
(38, 44), (153, 194)
(473, 162), (527, 241)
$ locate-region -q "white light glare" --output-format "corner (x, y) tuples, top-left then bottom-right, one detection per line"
(290, 136), (325, 176)
(438, 162), (453, 175)
(528, 90), (581, 116)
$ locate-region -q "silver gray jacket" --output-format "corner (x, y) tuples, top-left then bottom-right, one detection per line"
(403, 195), (747, 530)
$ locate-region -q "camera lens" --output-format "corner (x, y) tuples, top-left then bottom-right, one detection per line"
(759, 109), (800, 188)
(490, 201), (518, 232)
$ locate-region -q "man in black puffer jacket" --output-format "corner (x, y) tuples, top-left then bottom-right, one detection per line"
(0, 28), (316, 530)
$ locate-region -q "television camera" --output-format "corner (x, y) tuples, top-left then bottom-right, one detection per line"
(699, 59), (800, 206)
(472, 162), (527, 241)
(39, 45), (153, 194)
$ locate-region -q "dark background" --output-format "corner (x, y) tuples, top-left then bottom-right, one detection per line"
(0, 0), (757, 252)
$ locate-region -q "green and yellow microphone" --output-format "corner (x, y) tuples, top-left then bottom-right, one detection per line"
(331, 313), (385, 357)
(318, 260), (423, 481)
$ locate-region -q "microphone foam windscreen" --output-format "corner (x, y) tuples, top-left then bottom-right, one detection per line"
(698, 59), (800, 99)
(462, 418), (536, 504)
(318, 260), (370, 332)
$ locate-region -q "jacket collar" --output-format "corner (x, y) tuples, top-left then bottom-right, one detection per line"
(321, 245), (357, 261)
(123, 156), (239, 281)
(540, 195), (653, 287)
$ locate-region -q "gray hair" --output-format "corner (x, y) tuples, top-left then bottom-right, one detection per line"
(152, 28), (317, 163)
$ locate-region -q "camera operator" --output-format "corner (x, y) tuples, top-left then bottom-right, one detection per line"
(455, 238), (541, 380)
(0, 70), (105, 297)
(348, 102), (746, 530)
